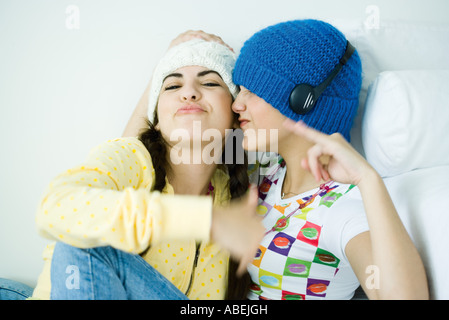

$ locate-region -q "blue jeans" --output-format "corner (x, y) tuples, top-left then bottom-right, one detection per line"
(50, 242), (188, 300)
(0, 278), (33, 300)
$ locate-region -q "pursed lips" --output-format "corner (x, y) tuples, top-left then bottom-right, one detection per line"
(176, 104), (206, 114)
(238, 117), (250, 128)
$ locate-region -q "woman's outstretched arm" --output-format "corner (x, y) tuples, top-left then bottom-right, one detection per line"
(283, 119), (429, 300)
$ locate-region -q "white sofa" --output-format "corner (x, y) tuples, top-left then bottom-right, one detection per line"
(341, 20), (449, 299)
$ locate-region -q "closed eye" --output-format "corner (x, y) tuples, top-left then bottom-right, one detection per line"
(203, 82), (221, 87)
(164, 85), (181, 91)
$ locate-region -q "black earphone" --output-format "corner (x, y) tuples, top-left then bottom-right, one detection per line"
(288, 41), (355, 115)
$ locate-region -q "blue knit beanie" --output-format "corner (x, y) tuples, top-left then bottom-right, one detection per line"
(233, 19), (362, 141)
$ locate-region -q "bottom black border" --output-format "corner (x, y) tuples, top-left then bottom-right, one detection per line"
(2, 299), (441, 318)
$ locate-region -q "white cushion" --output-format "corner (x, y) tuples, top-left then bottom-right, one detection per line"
(362, 69), (449, 178)
(384, 166), (449, 300)
(331, 20), (449, 154)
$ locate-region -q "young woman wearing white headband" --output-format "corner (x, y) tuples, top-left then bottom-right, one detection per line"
(32, 31), (264, 300)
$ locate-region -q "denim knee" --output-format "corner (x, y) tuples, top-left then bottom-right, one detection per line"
(0, 278), (33, 300)
(50, 242), (187, 300)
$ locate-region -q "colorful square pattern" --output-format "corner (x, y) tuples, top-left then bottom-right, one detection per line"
(247, 158), (357, 300)
(249, 164), (353, 300)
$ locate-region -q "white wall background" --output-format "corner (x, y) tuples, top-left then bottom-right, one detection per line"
(1, 0), (448, 288)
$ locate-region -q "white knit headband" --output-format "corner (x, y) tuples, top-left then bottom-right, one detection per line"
(147, 39), (238, 121)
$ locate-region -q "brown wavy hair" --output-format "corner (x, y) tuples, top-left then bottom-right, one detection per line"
(138, 110), (251, 300)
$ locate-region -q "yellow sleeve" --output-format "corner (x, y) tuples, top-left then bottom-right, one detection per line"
(36, 137), (212, 254)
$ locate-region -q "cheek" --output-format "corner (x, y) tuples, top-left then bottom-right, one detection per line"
(243, 101), (286, 152)
(252, 100), (284, 129)
(215, 93), (234, 124)
(250, 107), (277, 132)
(154, 103), (175, 139)
(155, 97), (169, 119)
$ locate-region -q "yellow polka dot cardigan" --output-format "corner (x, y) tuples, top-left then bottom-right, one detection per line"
(32, 137), (231, 300)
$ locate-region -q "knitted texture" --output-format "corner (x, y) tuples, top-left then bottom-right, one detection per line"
(148, 39), (238, 121)
(233, 19), (362, 141)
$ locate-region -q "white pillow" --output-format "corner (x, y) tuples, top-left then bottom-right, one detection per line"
(362, 69), (449, 178)
(335, 21), (449, 156)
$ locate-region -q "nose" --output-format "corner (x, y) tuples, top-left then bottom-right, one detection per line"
(232, 92), (246, 113)
(181, 84), (201, 102)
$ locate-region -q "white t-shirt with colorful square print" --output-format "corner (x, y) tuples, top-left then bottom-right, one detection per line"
(247, 156), (369, 300)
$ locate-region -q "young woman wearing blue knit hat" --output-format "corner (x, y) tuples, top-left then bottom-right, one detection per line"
(232, 19), (428, 300)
